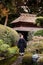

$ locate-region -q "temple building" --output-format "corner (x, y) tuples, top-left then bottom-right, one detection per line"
(11, 13), (43, 41)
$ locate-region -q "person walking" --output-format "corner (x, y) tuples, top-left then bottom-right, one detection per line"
(17, 34), (27, 55)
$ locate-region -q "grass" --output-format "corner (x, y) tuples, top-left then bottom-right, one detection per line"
(0, 54), (19, 65)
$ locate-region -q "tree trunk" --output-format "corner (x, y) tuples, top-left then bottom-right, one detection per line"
(4, 15), (8, 26)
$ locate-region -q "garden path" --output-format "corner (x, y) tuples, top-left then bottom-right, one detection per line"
(11, 56), (23, 65)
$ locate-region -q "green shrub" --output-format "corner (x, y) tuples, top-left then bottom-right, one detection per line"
(6, 46), (19, 57)
(34, 30), (43, 36)
(0, 44), (10, 52)
(0, 24), (19, 46)
(0, 44), (10, 57)
(0, 46), (19, 58)
(0, 39), (4, 46)
(22, 53), (32, 65)
(27, 41), (43, 54)
(36, 17), (43, 27)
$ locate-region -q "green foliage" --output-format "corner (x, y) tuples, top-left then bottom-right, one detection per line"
(0, 39), (4, 46)
(0, 46), (19, 58)
(28, 41), (43, 54)
(0, 0), (17, 26)
(0, 25), (19, 58)
(36, 17), (43, 27)
(0, 39), (10, 57)
(34, 30), (43, 36)
(22, 53), (32, 65)
(0, 24), (19, 46)
(0, 44), (10, 52)
(0, 43), (10, 57)
(6, 46), (19, 57)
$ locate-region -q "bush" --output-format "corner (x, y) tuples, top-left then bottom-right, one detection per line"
(0, 46), (19, 58)
(0, 39), (4, 46)
(0, 44), (10, 57)
(0, 44), (10, 52)
(22, 53), (32, 65)
(34, 30), (43, 36)
(0, 24), (19, 46)
(5, 46), (19, 57)
(27, 40), (43, 54)
(36, 17), (43, 27)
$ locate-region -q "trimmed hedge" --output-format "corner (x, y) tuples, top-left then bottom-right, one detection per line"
(0, 24), (19, 46)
